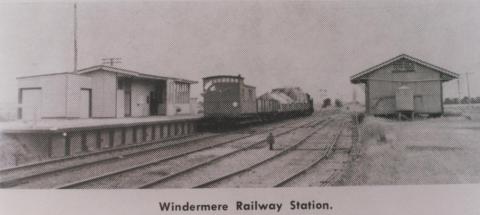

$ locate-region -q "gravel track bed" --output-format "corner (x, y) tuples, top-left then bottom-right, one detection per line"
(67, 134), (270, 188)
(49, 117), (321, 188)
(14, 134), (250, 188)
(280, 130), (354, 187)
(200, 118), (347, 188)
(146, 128), (321, 188)
(0, 133), (217, 182)
(5, 115), (316, 188)
(282, 151), (350, 187)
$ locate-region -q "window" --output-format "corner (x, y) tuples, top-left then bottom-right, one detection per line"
(175, 82), (190, 104)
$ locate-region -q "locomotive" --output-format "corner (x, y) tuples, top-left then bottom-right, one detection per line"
(202, 75), (313, 127)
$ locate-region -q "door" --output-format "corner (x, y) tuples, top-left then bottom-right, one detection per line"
(80, 89), (91, 118)
(155, 81), (167, 115)
(149, 91), (158, 115)
(21, 88), (42, 120)
(124, 80), (132, 117)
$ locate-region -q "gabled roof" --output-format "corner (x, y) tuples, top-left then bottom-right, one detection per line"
(75, 65), (197, 84)
(350, 54), (459, 84)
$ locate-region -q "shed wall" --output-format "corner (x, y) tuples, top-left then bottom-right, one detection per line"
(65, 75), (92, 118)
(18, 75), (66, 118)
(84, 71), (117, 118)
(366, 61), (443, 114)
(18, 74), (92, 119)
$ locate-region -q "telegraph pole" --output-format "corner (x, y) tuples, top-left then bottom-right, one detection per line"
(457, 79), (461, 104)
(73, 2), (78, 73)
(465, 72), (473, 104)
(102, 58), (122, 66)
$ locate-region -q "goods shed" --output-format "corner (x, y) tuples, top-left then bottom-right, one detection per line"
(350, 54), (459, 117)
(17, 65), (197, 120)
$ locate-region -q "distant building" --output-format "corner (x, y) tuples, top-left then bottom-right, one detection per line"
(350, 54), (459, 116)
(17, 65), (197, 120)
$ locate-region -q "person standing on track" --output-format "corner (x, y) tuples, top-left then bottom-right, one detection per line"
(267, 132), (275, 150)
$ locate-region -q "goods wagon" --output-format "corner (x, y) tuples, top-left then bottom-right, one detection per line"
(202, 75), (313, 127)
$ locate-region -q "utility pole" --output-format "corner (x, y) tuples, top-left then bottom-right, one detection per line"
(73, 2), (78, 73)
(457, 79), (461, 104)
(465, 72), (473, 104)
(102, 58), (122, 66)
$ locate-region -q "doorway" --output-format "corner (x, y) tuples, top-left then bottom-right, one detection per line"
(80, 88), (92, 118)
(19, 88), (42, 120)
(150, 81), (166, 116)
(124, 80), (132, 117)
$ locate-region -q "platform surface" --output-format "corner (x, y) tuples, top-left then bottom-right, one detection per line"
(0, 114), (203, 133)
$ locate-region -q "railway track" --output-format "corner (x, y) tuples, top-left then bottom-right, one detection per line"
(277, 120), (357, 187)
(187, 119), (346, 188)
(272, 121), (345, 187)
(56, 115), (328, 189)
(130, 116), (343, 189)
(0, 133), (221, 186)
(0, 115), (320, 188)
(138, 118), (335, 188)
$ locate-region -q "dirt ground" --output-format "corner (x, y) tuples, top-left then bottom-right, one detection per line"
(340, 115), (480, 186)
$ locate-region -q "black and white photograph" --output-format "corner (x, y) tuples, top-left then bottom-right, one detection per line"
(0, 0), (479, 214)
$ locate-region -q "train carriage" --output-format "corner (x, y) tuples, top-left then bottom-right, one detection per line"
(202, 75), (257, 123)
(201, 75), (314, 128)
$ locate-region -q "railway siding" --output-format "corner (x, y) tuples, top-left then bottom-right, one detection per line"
(52, 115), (326, 189)
(141, 122), (331, 188)
(196, 119), (346, 188)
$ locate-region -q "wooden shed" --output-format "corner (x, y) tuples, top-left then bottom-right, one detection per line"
(350, 54), (459, 117)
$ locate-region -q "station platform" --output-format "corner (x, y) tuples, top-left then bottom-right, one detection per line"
(0, 115), (203, 166)
(1, 114), (202, 134)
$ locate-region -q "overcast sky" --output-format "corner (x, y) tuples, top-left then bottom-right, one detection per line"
(1, 0), (480, 104)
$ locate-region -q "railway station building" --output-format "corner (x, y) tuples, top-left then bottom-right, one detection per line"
(2, 65), (199, 165)
(350, 54), (459, 117)
(17, 65), (197, 120)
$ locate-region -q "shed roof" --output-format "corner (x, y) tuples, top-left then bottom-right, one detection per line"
(75, 65), (197, 84)
(17, 72), (85, 79)
(350, 54), (459, 84)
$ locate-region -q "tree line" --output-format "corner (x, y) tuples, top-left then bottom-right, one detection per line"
(444, 97), (480, 104)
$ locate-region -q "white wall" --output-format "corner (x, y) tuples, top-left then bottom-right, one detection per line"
(83, 71), (117, 118)
(18, 70), (195, 119)
(17, 74), (92, 119)
(66, 74), (92, 118)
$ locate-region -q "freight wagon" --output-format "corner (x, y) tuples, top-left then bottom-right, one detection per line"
(202, 75), (313, 127)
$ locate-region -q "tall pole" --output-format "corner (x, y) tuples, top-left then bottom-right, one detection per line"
(465, 72), (472, 104)
(457, 79), (461, 104)
(73, 2), (78, 73)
